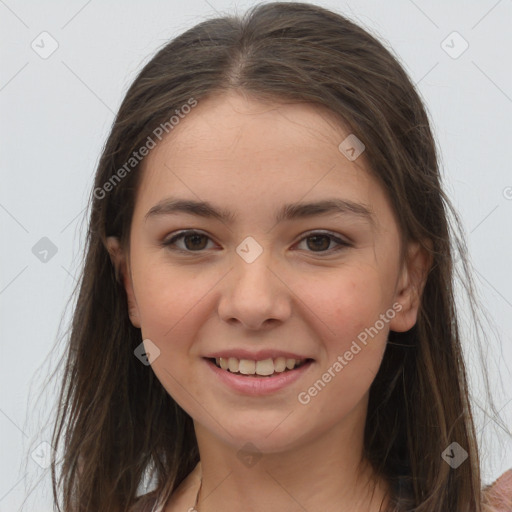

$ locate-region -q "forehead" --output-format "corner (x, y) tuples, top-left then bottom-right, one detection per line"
(156, 91), (354, 157)
(134, 91), (393, 233)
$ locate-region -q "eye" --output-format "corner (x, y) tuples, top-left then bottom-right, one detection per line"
(162, 230), (216, 252)
(294, 231), (350, 253)
(162, 229), (350, 255)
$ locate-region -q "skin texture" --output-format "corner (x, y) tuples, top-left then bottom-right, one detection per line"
(107, 90), (431, 512)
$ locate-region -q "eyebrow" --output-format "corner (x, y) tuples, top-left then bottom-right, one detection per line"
(144, 197), (376, 228)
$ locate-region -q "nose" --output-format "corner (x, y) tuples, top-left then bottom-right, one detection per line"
(217, 248), (292, 330)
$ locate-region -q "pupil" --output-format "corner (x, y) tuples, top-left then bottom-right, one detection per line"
(308, 235), (329, 251)
(185, 234), (207, 250)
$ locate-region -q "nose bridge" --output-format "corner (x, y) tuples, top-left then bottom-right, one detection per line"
(218, 236), (290, 328)
(231, 237), (277, 297)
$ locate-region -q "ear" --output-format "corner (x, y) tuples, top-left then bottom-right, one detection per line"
(105, 236), (141, 329)
(389, 239), (433, 332)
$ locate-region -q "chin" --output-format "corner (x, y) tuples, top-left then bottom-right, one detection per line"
(215, 421), (307, 455)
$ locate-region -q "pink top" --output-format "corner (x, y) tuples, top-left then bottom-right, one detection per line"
(483, 469), (512, 511)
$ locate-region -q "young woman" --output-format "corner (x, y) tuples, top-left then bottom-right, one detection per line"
(47, 2), (511, 511)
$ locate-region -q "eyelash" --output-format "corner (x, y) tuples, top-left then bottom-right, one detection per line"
(161, 229), (351, 255)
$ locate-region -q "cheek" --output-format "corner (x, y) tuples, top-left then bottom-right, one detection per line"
(296, 270), (389, 421)
(133, 263), (214, 343)
(132, 265), (216, 413)
(298, 265), (390, 342)
(295, 266), (391, 389)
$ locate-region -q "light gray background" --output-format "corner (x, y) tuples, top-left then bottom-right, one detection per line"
(1, 1), (511, 510)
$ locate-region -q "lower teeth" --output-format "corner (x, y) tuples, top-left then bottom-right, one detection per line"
(243, 371), (284, 376)
(211, 359), (307, 376)
(230, 371), (281, 377)
(216, 364), (300, 376)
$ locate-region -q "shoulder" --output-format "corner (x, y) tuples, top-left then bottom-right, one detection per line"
(482, 469), (512, 512)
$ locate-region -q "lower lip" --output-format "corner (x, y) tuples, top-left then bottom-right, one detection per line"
(204, 358), (314, 396)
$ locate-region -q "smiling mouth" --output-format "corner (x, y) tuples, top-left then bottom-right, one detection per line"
(206, 357), (313, 377)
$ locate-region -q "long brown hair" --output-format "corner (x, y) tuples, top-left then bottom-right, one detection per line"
(33, 2), (508, 510)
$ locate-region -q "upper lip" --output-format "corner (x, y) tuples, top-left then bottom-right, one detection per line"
(203, 349), (313, 361)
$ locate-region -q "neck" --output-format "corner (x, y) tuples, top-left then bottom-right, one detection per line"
(192, 402), (392, 512)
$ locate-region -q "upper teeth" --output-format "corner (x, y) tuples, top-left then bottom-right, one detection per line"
(215, 357), (305, 376)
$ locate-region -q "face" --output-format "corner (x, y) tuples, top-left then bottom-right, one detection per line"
(108, 90), (428, 454)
